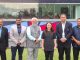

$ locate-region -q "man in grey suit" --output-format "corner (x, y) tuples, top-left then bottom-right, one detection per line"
(10, 18), (26, 60)
(27, 17), (42, 60)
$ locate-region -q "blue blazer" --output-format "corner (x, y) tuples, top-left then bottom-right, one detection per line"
(56, 21), (72, 46)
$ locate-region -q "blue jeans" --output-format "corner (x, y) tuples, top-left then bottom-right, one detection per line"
(11, 46), (24, 60)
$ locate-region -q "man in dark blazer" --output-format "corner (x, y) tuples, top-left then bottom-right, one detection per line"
(56, 14), (72, 60)
(0, 19), (8, 60)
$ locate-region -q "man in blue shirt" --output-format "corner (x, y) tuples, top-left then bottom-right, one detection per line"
(72, 18), (80, 60)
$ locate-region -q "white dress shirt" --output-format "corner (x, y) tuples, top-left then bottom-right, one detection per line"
(62, 22), (66, 38)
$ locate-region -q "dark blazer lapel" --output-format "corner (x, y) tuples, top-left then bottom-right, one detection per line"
(59, 22), (62, 33)
(1, 27), (4, 38)
(65, 22), (68, 32)
(20, 26), (22, 36)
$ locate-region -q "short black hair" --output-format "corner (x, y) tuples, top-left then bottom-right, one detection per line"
(60, 13), (67, 17)
(16, 18), (22, 21)
(16, 17), (22, 19)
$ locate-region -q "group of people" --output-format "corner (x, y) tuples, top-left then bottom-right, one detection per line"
(0, 13), (80, 60)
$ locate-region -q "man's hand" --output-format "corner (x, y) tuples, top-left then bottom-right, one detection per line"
(76, 41), (80, 45)
(17, 41), (21, 45)
(72, 36), (80, 45)
(17, 43), (21, 45)
(35, 39), (39, 44)
(77, 41), (80, 45)
(16, 41), (19, 45)
(60, 38), (67, 43)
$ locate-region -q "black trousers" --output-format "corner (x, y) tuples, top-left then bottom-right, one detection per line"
(73, 47), (80, 60)
(11, 46), (24, 60)
(58, 46), (71, 60)
(44, 51), (54, 60)
(0, 49), (6, 60)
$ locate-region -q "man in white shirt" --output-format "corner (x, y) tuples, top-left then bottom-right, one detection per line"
(26, 17), (42, 60)
(56, 13), (72, 60)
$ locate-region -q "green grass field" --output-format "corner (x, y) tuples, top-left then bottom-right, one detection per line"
(2, 48), (80, 60)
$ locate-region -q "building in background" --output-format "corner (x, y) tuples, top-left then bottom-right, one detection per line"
(0, 3), (39, 18)
(39, 4), (80, 19)
(0, 3), (80, 19)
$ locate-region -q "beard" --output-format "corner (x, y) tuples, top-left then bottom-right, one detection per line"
(17, 24), (21, 28)
(17, 24), (21, 26)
